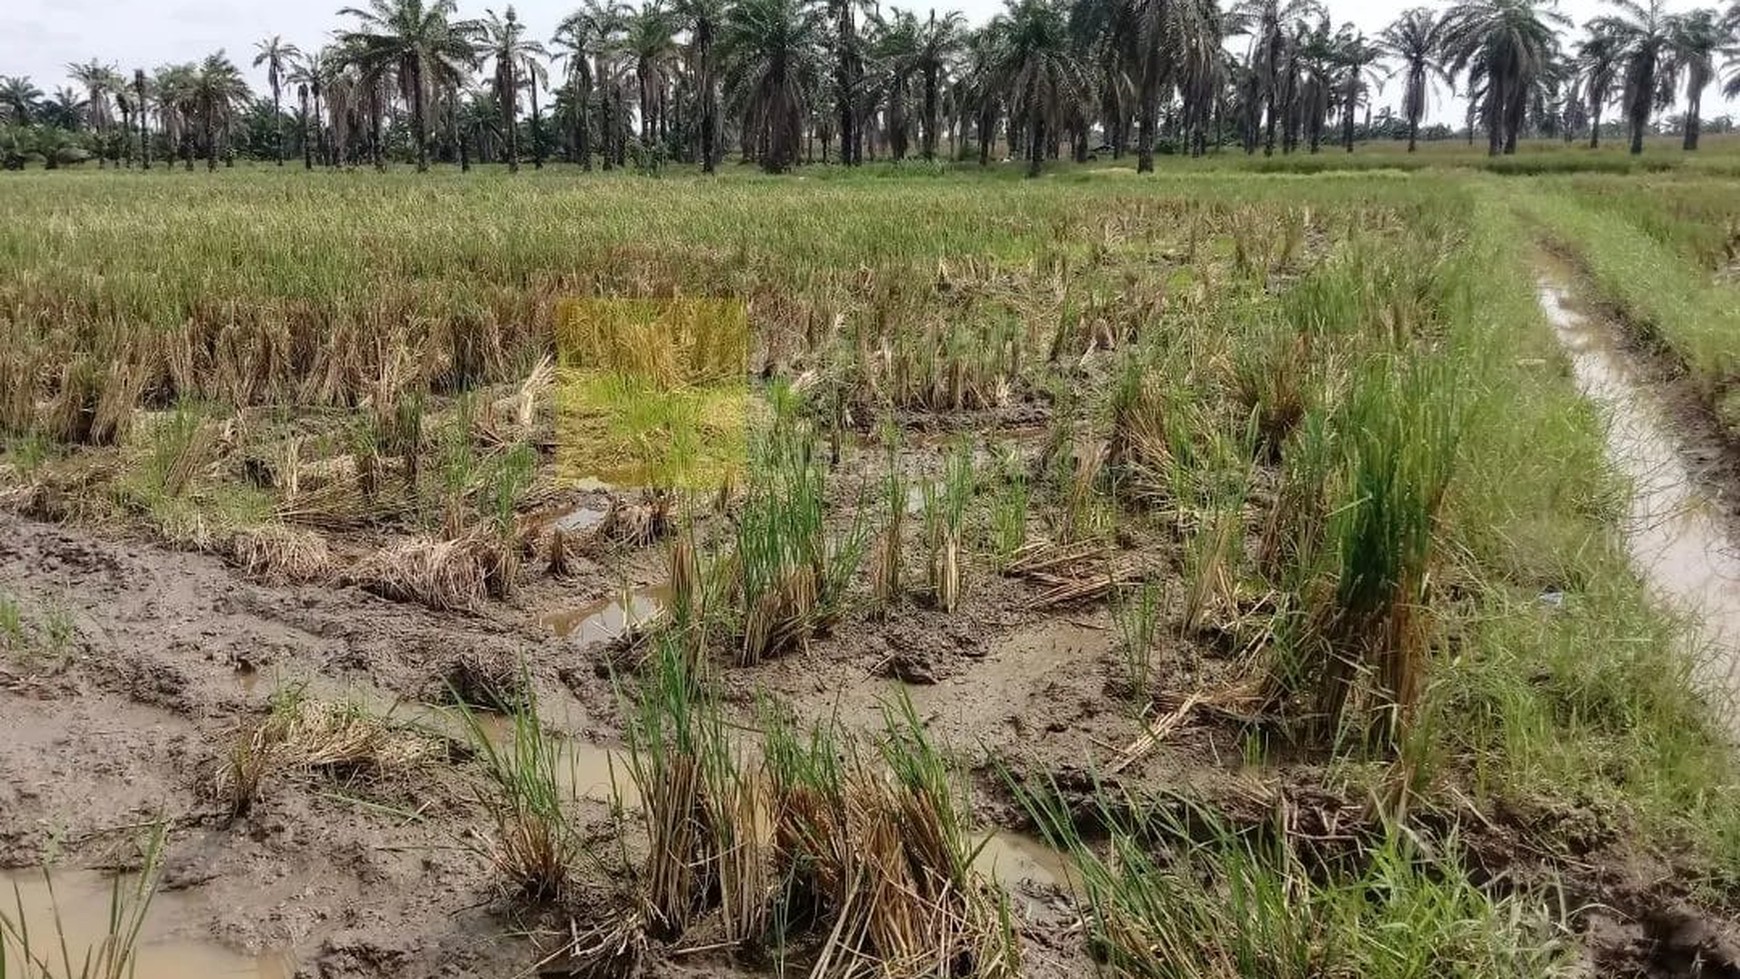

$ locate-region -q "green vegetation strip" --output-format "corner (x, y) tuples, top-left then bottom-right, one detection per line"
(1518, 182), (1740, 432)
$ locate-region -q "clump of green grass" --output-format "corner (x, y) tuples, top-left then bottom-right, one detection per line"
(1113, 580), (1162, 701)
(575, 644), (1019, 974)
(988, 443), (1030, 567)
(1300, 360), (1459, 748)
(727, 424), (867, 663)
(459, 687), (586, 903)
(760, 697), (1021, 978)
(1014, 778), (1568, 979)
(0, 593), (24, 653)
(1231, 320), (1312, 463)
(1, 434), (56, 481)
(870, 427), (908, 610)
(621, 630), (725, 934)
(110, 401), (272, 548)
(921, 438), (974, 612)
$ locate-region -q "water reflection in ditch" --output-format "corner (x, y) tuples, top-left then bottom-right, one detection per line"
(1537, 271), (1740, 722)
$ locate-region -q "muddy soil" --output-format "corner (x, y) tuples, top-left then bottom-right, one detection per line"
(0, 514), (620, 977)
(5, 260), (1740, 977)
(0, 499), (1138, 977)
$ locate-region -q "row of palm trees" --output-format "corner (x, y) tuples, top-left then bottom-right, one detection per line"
(4, 0), (1740, 175)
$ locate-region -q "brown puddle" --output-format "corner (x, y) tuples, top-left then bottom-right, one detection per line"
(972, 831), (1075, 892)
(429, 703), (633, 806)
(1537, 269), (1740, 724)
(557, 741), (633, 805)
(542, 587), (668, 641)
(0, 868), (291, 978)
(548, 507), (606, 534)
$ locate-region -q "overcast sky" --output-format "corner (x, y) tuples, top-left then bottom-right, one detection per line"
(3, 0), (1734, 127)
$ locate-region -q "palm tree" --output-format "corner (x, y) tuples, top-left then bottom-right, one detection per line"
(153, 64), (196, 168)
(290, 50), (333, 166)
(624, 2), (677, 148)
(912, 9), (966, 160)
(669, 0), (725, 170)
(478, 6), (549, 172)
(1334, 27), (1381, 151)
(553, 1), (628, 169)
(1575, 22), (1624, 147)
(865, 9), (921, 159)
(338, 0), (477, 172)
(1441, 0), (1566, 155)
(1235, 0), (1322, 156)
(0, 76), (43, 124)
(189, 52), (250, 170)
(829, 0), (867, 163)
(721, 0), (825, 172)
(1125, 0), (1215, 167)
(524, 44), (552, 166)
(253, 36), (303, 165)
(1296, 14), (1335, 151)
(45, 87), (86, 130)
(133, 69), (152, 168)
(1178, 0), (1231, 158)
(1381, 8), (1448, 151)
(65, 62), (118, 165)
(1666, 9), (1730, 150)
(458, 86), (501, 160)
(959, 22), (1005, 164)
(1591, 0), (1673, 154)
(991, 0), (1086, 177)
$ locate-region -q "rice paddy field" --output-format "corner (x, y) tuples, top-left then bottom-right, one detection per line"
(2, 160), (1740, 978)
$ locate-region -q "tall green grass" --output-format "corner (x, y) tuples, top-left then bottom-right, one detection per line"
(1014, 778), (1567, 979)
(1519, 187), (1740, 432)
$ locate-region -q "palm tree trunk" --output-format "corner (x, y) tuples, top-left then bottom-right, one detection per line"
(1027, 113), (1044, 178)
(1137, 60), (1158, 174)
(504, 65), (520, 174)
(301, 97), (313, 170)
(1485, 82), (1502, 157)
(269, 78), (281, 165)
(447, 88), (466, 170)
(137, 73), (151, 170)
(1342, 85), (1355, 152)
(204, 104), (217, 172)
(580, 74), (594, 170)
(530, 77), (543, 169)
(978, 105), (993, 166)
(413, 68), (430, 173)
(370, 84), (384, 170)
(1590, 102), (1601, 149)
(836, 1), (857, 166)
(1025, 75), (1044, 180)
(922, 67), (938, 160)
(698, 24), (716, 174)
(614, 86), (628, 167)
(312, 84), (327, 166)
(1684, 88), (1702, 151)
